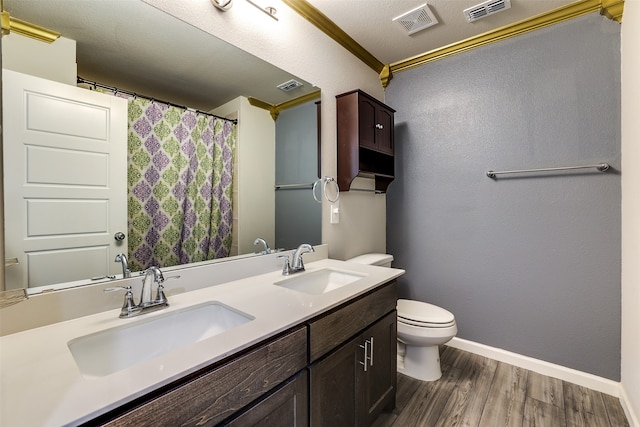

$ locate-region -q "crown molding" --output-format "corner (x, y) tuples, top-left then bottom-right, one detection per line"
(601, 0), (624, 22)
(281, 0), (385, 75)
(283, 0), (623, 88)
(390, 0), (624, 74)
(248, 89), (321, 121)
(0, 9), (60, 43)
(1, 11), (9, 36)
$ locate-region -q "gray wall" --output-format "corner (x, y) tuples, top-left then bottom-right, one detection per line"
(386, 13), (621, 380)
(275, 100), (321, 250)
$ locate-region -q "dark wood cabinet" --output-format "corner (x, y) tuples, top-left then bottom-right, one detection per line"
(362, 311), (397, 426)
(337, 90), (396, 193)
(308, 282), (397, 427)
(97, 327), (307, 427)
(92, 281), (397, 427)
(309, 337), (359, 426)
(309, 311), (396, 427)
(226, 371), (308, 427)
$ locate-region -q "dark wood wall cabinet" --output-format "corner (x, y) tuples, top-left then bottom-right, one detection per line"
(92, 281), (398, 427)
(337, 90), (396, 193)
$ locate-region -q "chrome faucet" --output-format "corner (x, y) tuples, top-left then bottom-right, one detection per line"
(279, 243), (315, 276)
(140, 266), (164, 307)
(292, 243), (314, 271)
(114, 253), (131, 278)
(253, 237), (271, 254)
(104, 266), (178, 318)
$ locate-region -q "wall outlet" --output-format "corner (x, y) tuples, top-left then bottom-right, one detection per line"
(330, 201), (340, 224)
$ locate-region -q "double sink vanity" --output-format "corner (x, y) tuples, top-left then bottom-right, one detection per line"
(0, 248), (404, 426)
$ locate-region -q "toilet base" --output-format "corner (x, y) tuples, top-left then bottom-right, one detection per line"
(397, 341), (442, 381)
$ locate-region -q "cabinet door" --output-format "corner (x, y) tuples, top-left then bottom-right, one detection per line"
(358, 95), (378, 151)
(310, 312), (398, 427)
(374, 106), (394, 155)
(226, 371), (308, 427)
(309, 339), (361, 427)
(362, 311), (397, 425)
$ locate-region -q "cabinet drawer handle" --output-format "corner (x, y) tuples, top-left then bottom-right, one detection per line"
(375, 123), (384, 130)
(360, 340), (369, 372)
(359, 341), (369, 371)
(360, 338), (373, 371)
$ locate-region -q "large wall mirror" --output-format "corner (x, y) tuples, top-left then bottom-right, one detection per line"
(2, 0), (322, 293)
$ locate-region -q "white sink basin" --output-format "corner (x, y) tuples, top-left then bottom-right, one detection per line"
(67, 302), (254, 379)
(274, 268), (366, 295)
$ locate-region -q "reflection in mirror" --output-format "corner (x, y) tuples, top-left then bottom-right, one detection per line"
(2, 0), (322, 293)
(275, 100), (322, 250)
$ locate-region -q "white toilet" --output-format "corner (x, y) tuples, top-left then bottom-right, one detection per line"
(347, 253), (457, 382)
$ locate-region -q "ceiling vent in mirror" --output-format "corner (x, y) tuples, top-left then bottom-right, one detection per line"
(464, 0), (511, 22)
(277, 79), (304, 92)
(393, 4), (439, 35)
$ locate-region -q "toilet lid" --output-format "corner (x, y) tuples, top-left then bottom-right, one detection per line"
(397, 299), (455, 325)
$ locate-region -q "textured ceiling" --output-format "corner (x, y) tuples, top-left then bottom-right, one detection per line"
(305, 0), (577, 65)
(4, 0), (581, 109)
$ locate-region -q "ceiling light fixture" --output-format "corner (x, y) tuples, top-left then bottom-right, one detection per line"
(246, 0), (278, 21)
(211, 0), (233, 11)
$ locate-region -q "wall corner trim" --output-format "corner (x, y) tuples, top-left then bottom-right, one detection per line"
(447, 337), (622, 397)
(620, 385), (640, 427)
(601, 0), (625, 22)
(389, 0), (624, 73)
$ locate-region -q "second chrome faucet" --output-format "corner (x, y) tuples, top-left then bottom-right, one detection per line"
(279, 243), (315, 276)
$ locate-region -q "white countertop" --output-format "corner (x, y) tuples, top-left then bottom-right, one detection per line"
(0, 259), (404, 427)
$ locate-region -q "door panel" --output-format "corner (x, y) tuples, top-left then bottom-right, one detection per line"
(27, 246), (110, 287)
(3, 69), (127, 289)
(26, 146), (109, 186)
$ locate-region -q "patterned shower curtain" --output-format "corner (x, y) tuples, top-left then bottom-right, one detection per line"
(126, 98), (236, 271)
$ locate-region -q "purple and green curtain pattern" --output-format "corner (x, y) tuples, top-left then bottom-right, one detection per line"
(126, 98), (236, 271)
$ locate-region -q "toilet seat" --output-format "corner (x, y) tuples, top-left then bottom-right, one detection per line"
(397, 299), (455, 328)
(398, 316), (456, 328)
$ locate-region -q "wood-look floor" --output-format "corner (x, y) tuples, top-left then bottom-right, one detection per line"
(373, 346), (629, 427)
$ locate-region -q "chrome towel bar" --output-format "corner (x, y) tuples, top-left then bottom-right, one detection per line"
(274, 183), (314, 190)
(486, 163), (610, 179)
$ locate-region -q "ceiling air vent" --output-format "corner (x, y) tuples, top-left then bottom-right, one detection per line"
(464, 0), (511, 22)
(277, 79), (303, 92)
(393, 4), (439, 35)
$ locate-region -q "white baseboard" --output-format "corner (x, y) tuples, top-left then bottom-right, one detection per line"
(620, 385), (640, 427)
(446, 337), (621, 397)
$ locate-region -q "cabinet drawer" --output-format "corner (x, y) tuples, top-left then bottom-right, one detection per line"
(308, 281), (397, 362)
(225, 371), (308, 426)
(101, 327), (307, 427)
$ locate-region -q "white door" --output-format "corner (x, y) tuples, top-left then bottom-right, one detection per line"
(3, 69), (128, 290)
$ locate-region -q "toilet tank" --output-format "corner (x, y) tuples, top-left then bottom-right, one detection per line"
(347, 253), (394, 267)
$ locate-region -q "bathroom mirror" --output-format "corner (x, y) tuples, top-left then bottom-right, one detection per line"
(2, 0), (322, 292)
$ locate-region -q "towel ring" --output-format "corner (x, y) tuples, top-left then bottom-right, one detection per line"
(312, 176), (340, 204)
(312, 179), (322, 203)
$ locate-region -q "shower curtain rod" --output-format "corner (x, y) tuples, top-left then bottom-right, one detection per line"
(77, 76), (238, 124)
